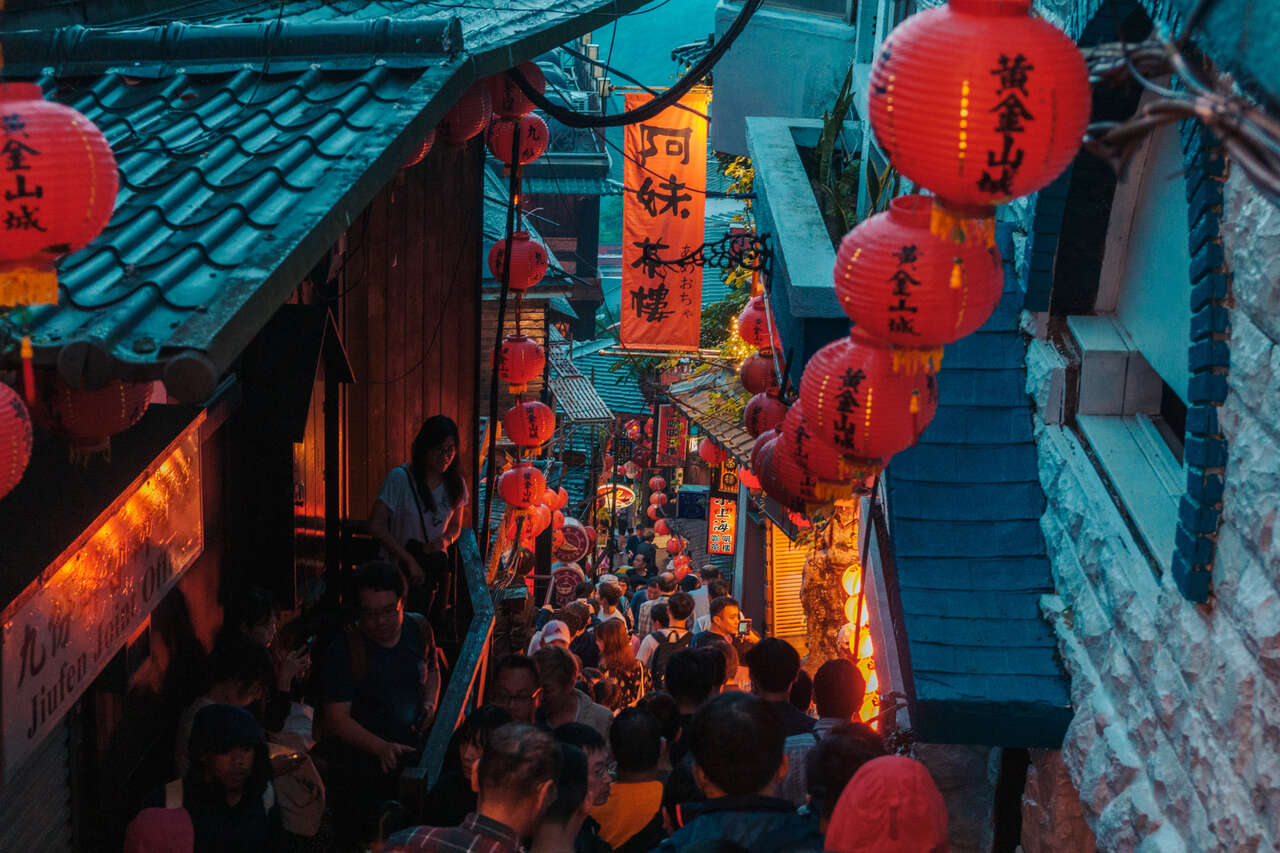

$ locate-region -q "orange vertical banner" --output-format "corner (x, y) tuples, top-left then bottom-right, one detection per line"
(620, 90), (709, 351)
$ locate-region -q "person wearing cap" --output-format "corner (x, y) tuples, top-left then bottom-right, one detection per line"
(743, 638), (817, 738)
(824, 755), (949, 852)
(152, 703), (282, 853)
(654, 692), (823, 853)
(527, 619), (573, 655)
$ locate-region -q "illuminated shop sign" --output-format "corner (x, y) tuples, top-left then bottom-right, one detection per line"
(1, 418), (204, 780)
(707, 496), (737, 556)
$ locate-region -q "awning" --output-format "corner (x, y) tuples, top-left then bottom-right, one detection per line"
(523, 176), (624, 196)
(0, 0), (650, 402)
(666, 370), (754, 467)
(547, 334), (614, 425)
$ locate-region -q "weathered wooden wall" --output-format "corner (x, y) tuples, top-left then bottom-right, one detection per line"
(341, 140), (483, 523)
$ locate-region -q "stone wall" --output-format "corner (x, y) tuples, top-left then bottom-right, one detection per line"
(1022, 157), (1280, 851)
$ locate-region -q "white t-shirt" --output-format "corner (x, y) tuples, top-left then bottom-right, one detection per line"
(638, 626), (688, 668)
(375, 465), (468, 551)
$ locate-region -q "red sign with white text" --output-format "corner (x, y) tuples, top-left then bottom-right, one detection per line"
(707, 496), (737, 555)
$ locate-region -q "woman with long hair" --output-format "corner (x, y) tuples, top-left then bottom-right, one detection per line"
(368, 415), (469, 624)
(596, 617), (648, 710)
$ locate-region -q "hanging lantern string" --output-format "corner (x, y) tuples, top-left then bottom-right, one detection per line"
(481, 119), (527, 555)
(758, 285), (786, 390)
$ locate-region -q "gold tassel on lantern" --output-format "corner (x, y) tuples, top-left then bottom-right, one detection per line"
(910, 390), (920, 414)
(929, 199), (996, 249)
(0, 263), (58, 307)
(890, 346), (944, 374)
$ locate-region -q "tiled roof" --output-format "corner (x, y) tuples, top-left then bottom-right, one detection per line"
(667, 370), (753, 465)
(0, 0), (648, 400)
(886, 223), (1070, 748)
(524, 175), (623, 196)
(547, 334), (614, 424)
(571, 337), (649, 415)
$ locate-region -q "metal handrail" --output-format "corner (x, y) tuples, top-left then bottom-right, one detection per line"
(400, 528), (494, 807)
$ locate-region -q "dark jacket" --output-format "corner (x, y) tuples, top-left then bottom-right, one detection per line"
(653, 795), (823, 853)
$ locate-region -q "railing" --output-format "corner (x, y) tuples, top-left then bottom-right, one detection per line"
(400, 528), (494, 808)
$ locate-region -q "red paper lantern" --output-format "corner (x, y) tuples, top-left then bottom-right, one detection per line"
(867, 0), (1089, 212)
(631, 446), (652, 466)
(834, 195), (1003, 346)
(0, 383), (33, 501)
(499, 463), (546, 509)
(532, 504), (553, 535)
(439, 80), (491, 145)
(737, 296), (782, 352)
(646, 505), (662, 521)
(490, 62), (547, 117)
(738, 466), (761, 490)
(649, 492), (668, 506)
(698, 438), (728, 467)
(739, 353), (779, 395)
(644, 418), (654, 436)
(751, 428), (780, 474)
(779, 405), (882, 487)
(503, 400), (555, 448)
(34, 375), (151, 454)
(555, 487), (569, 510)
(625, 420), (643, 441)
(755, 439), (802, 511)
(648, 476), (667, 492)
(744, 392), (787, 438)
(799, 332), (940, 460)
(486, 114), (549, 166)
(403, 130), (437, 169)
(488, 231), (548, 292)
(769, 441), (826, 504)
(672, 555), (692, 581)
(552, 509), (565, 531)
(666, 536), (684, 556)
(654, 518), (671, 535)
(0, 83), (119, 306)
(496, 334), (545, 392)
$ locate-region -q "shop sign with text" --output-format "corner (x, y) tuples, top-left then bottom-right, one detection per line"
(707, 496), (737, 556)
(656, 405), (689, 466)
(1, 424), (204, 780)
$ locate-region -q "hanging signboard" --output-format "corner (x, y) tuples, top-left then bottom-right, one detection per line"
(655, 404), (689, 466)
(707, 495), (738, 556)
(620, 89), (710, 351)
(1, 421), (204, 780)
(715, 456), (740, 493)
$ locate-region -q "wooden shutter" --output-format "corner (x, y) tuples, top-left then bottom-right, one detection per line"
(0, 717), (73, 851)
(768, 522), (808, 639)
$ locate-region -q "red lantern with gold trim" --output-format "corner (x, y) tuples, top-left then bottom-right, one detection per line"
(0, 383), (33, 501)
(0, 83), (119, 306)
(744, 392), (787, 438)
(769, 441), (826, 504)
(486, 114), (549, 166)
(439, 80), (492, 145)
(739, 353), (779, 395)
(779, 404), (882, 488)
(698, 438), (728, 467)
(867, 0), (1089, 214)
(654, 518), (671, 535)
(33, 374), (152, 455)
(799, 332), (940, 460)
(496, 334), (545, 393)
(490, 62), (546, 117)
(488, 232), (548, 292)
(834, 194), (1003, 346)
(648, 476), (666, 492)
(737, 296), (782, 352)
(503, 400), (555, 448)
(499, 463), (546, 509)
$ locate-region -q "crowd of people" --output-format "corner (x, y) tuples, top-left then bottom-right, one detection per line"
(119, 416), (953, 852)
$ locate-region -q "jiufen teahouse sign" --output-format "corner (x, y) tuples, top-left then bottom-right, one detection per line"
(620, 90), (710, 351)
(1, 420), (204, 781)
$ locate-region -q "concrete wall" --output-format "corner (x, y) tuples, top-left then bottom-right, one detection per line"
(711, 0), (856, 156)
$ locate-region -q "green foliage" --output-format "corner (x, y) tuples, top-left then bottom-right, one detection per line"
(812, 66), (861, 239)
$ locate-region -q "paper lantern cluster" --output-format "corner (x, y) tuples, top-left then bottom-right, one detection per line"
(0, 83), (119, 307)
(0, 382), (34, 501)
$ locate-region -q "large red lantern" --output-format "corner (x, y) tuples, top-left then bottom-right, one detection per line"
(403, 130), (437, 169)
(439, 80), (491, 145)
(654, 518), (671, 535)
(739, 353), (779, 395)
(738, 466), (761, 490)
(755, 439), (802, 511)
(778, 405), (883, 501)
(33, 375), (151, 454)
(488, 231), (548, 291)
(0, 83), (119, 306)
(867, 0), (1089, 215)
(486, 114), (549, 166)
(490, 62), (547, 117)
(649, 492), (668, 506)
(744, 392), (787, 438)
(646, 505), (662, 521)
(769, 442), (826, 504)
(648, 476), (667, 492)
(499, 463), (546, 509)
(503, 400), (555, 448)
(0, 383), (33, 501)
(737, 296), (782, 352)
(834, 195), (1003, 346)
(799, 332), (940, 460)
(496, 334), (545, 393)
(698, 438), (728, 467)
(751, 428), (780, 473)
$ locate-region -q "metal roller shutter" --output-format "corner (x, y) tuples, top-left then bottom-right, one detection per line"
(768, 522), (808, 640)
(0, 717), (74, 851)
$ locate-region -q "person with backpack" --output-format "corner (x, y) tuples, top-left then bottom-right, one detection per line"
(320, 561), (441, 847)
(640, 592), (695, 690)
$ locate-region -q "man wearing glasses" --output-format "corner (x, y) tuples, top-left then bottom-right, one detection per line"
(321, 561), (441, 845)
(485, 654), (542, 724)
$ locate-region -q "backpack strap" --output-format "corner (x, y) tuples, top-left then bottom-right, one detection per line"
(165, 779), (183, 810)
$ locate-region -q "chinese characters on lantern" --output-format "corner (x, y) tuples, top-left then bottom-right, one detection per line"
(828, 366), (868, 452)
(887, 243), (921, 337)
(655, 405), (689, 466)
(2, 111), (46, 236)
(706, 496), (737, 556)
(621, 91), (709, 351)
(978, 54), (1035, 198)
